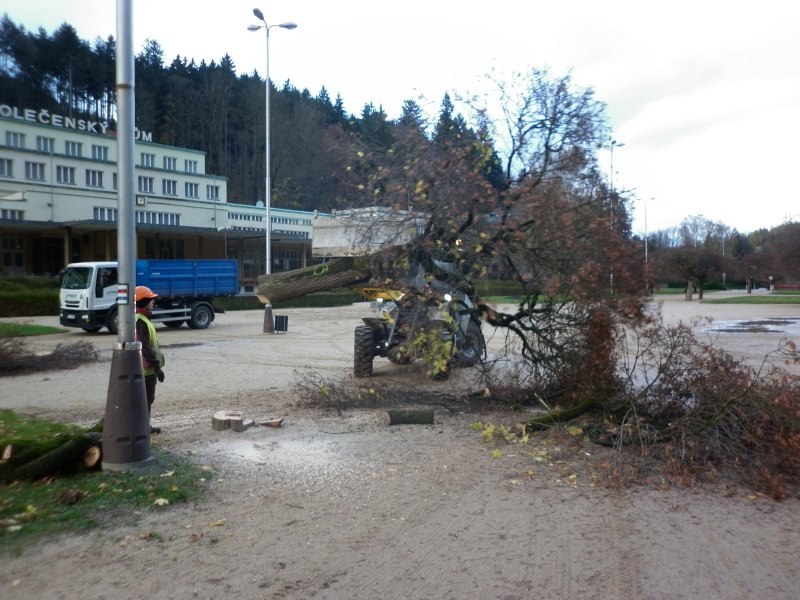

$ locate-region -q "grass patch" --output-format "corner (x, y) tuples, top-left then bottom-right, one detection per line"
(0, 411), (213, 553)
(0, 321), (67, 337)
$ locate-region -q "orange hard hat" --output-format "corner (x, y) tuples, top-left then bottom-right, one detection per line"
(135, 285), (158, 301)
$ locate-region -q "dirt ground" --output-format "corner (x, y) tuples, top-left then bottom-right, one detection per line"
(1, 291), (799, 599)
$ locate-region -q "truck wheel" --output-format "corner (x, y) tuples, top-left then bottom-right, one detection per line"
(354, 325), (374, 377)
(107, 308), (119, 335)
(456, 320), (485, 367)
(188, 304), (213, 329)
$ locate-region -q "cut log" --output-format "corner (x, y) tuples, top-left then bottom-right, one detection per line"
(384, 409), (435, 426)
(11, 432), (102, 481)
(256, 257), (371, 304)
(259, 418), (284, 428)
(83, 445), (102, 469)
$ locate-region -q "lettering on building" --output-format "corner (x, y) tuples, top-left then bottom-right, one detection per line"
(0, 105), (152, 142)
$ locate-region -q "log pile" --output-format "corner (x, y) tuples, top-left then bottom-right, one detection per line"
(1, 431), (103, 481)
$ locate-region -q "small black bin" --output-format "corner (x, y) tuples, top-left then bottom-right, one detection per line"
(274, 315), (288, 333)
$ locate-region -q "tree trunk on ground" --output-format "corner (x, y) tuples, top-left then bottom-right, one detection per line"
(11, 432), (102, 481)
(256, 257), (372, 304)
(522, 397), (599, 431)
(384, 409), (435, 425)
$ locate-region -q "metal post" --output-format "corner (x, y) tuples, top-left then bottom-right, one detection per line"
(103, 0), (154, 472)
(264, 24), (272, 276)
(249, 11), (296, 279)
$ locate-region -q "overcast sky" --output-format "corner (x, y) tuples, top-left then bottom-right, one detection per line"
(4, 0), (799, 235)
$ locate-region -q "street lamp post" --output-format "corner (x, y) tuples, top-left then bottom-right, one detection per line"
(609, 139), (625, 293)
(609, 139), (625, 228)
(248, 9), (296, 277)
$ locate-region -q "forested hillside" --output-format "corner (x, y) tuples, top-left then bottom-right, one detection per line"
(1, 15), (496, 211)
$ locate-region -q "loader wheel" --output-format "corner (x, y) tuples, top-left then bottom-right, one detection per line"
(456, 320), (485, 367)
(354, 325), (375, 377)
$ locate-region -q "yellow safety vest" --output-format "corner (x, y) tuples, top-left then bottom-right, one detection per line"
(135, 314), (165, 375)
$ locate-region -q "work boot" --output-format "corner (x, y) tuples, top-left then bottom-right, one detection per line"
(150, 426), (162, 434)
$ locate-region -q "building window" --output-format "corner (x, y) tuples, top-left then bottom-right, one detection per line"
(25, 161), (45, 181)
(185, 159), (198, 174)
(1, 209), (24, 220)
(207, 185), (220, 200)
(113, 173), (118, 190)
(92, 145), (109, 161)
(57, 165), (76, 184)
(185, 182), (199, 198)
(36, 136), (55, 153)
(5, 132), (25, 148)
(0, 158), (12, 177)
(65, 141), (82, 157)
(136, 211), (181, 226)
(86, 169), (104, 188)
(93, 206), (117, 222)
(1, 237), (24, 270)
(138, 176), (154, 193)
(162, 179), (177, 196)
(163, 156), (177, 171)
(141, 153), (155, 168)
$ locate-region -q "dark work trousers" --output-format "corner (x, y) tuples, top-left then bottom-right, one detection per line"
(144, 373), (157, 415)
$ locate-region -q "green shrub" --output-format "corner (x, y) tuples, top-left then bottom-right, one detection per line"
(0, 290), (60, 317)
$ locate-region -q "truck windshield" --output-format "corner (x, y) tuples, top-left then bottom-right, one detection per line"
(61, 267), (93, 290)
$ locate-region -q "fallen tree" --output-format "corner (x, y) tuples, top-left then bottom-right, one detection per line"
(256, 257), (371, 304)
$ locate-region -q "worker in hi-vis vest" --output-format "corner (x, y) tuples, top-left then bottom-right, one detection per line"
(135, 286), (166, 434)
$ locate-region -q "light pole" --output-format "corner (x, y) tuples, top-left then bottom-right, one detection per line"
(609, 139), (625, 227)
(609, 139), (625, 293)
(644, 198), (649, 264)
(248, 9), (296, 277)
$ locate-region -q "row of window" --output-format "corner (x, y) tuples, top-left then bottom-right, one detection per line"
(4, 131), (199, 172)
(93, 206), (181, 227)
(1, 209), (24, 220)
(0, 158), (220, 199)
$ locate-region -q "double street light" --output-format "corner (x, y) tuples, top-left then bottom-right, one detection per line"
(248, 8), (296, 276)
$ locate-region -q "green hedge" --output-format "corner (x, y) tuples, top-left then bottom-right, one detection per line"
(0, 277), (61, 317)
(0, 278), (526, 318)
(0, 290), (60, 317)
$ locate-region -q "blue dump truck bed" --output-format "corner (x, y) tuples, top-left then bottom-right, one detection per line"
(135, 259), (239, 298)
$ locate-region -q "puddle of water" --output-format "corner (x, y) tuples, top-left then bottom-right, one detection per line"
(706, 317), (800, 335)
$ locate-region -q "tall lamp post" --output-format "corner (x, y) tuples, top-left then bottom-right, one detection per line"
(248, 9), (296, 277)
(609, 139), (625, 293)
(609, 139), (625, 227)
(644, 197), (654, 294)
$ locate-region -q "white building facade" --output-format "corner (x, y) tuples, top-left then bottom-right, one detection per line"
(0, 105), (318, 288)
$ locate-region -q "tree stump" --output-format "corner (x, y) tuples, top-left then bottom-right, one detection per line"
(384, 409), (435, 426)
(212, 411), (254, 432)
